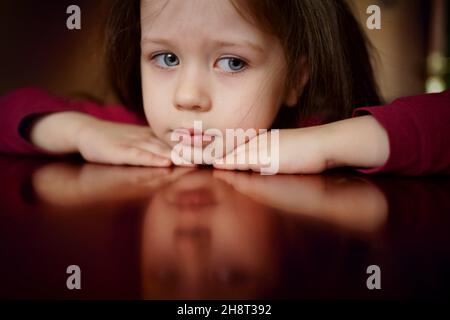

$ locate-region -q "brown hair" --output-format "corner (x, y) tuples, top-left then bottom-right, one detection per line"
(105, 0), (381, 126)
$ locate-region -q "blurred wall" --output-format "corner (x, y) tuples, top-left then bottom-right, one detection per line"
(0, 1), (434, 105)
(0, 0), (116, 103)
(348, 0), (428, 102)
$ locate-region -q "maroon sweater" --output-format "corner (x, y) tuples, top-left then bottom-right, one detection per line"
(0, 87), (449, 175)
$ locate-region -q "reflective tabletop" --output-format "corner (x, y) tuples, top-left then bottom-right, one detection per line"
(1, 156), (449, 300)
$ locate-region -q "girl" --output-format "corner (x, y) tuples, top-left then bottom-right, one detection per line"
(0, 0), (449, 175)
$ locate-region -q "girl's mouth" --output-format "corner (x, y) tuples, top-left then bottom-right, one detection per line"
(173, 128), (215, 147)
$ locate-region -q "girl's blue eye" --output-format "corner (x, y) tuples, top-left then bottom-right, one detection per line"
(150, 53), (246, 73)
(152, 52), (179, 68)
(217, 57), (247, 73)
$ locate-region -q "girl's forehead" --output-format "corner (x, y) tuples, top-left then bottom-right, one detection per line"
(140, 0), (263, 41)
(141, 0), (235, 19)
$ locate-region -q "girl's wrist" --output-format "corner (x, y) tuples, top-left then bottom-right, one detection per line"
(30, 111), (99, 154)
(322, 115), (390, 170)
(71, 113), (102, 152)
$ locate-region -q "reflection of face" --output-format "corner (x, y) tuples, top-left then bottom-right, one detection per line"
(140, 0), (291, 148)
(141, 171), (280, 299)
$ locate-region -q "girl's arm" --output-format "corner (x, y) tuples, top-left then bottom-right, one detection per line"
(350, 90), (450, 175)
(301, 90), (450, 175)
(212, 117), (389, 175)
(0, 87), (145, 155)
(0, 87), (173, 167)
(322, 115), (390, 171)
(213, 90), (450, 176)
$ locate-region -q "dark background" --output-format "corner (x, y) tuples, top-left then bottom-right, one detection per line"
(0, 0), (448, 104)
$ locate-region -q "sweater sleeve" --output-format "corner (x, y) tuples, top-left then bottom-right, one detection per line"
(0, 87), (147, 155)
(352, 90), (450, 175)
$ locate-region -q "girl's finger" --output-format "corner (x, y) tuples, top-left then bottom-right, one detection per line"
(134, 141), (173, 159)
(213, 143), (263, 172)
(170, 144), (202, 166)
(121, 147), (172, 167)
(213, 148), (241, 170)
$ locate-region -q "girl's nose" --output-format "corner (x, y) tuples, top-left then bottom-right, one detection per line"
(173, 69), (212, 112)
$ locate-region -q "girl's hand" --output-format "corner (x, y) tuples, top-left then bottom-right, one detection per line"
(76, 118), (173, 167)
(212, 115), (389, 174)
(212, 127), (329, 174)
(29, 111), (175, 167)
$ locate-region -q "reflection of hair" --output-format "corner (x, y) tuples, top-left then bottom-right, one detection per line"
(105, 0), (381, 126)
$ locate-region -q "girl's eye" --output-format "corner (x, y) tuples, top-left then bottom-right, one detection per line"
(216, 57), (247, 73)
(152, 52), (180, 68)
(150, 53), (247, 73)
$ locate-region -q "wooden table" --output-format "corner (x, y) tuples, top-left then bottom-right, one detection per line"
(1, 155), (449, 300)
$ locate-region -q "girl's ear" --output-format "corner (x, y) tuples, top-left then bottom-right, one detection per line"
(284, 56), (309, 107)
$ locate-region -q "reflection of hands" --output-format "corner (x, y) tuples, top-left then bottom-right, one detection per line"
(213, 170), (388, 232)
(32, 162), (195, 206)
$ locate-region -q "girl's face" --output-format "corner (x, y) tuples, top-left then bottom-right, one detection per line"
(140, 0), (296, 147)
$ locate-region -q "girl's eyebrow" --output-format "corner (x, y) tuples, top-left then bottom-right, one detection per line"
(215, 40), (264, 53)
(141, 37), (264, 53)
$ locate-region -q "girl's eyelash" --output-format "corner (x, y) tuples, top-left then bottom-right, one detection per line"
(149, 52), (178, 70)
(149, 52), (171, 60)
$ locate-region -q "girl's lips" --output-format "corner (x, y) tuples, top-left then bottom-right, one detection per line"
(173, 128), (215, 146)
